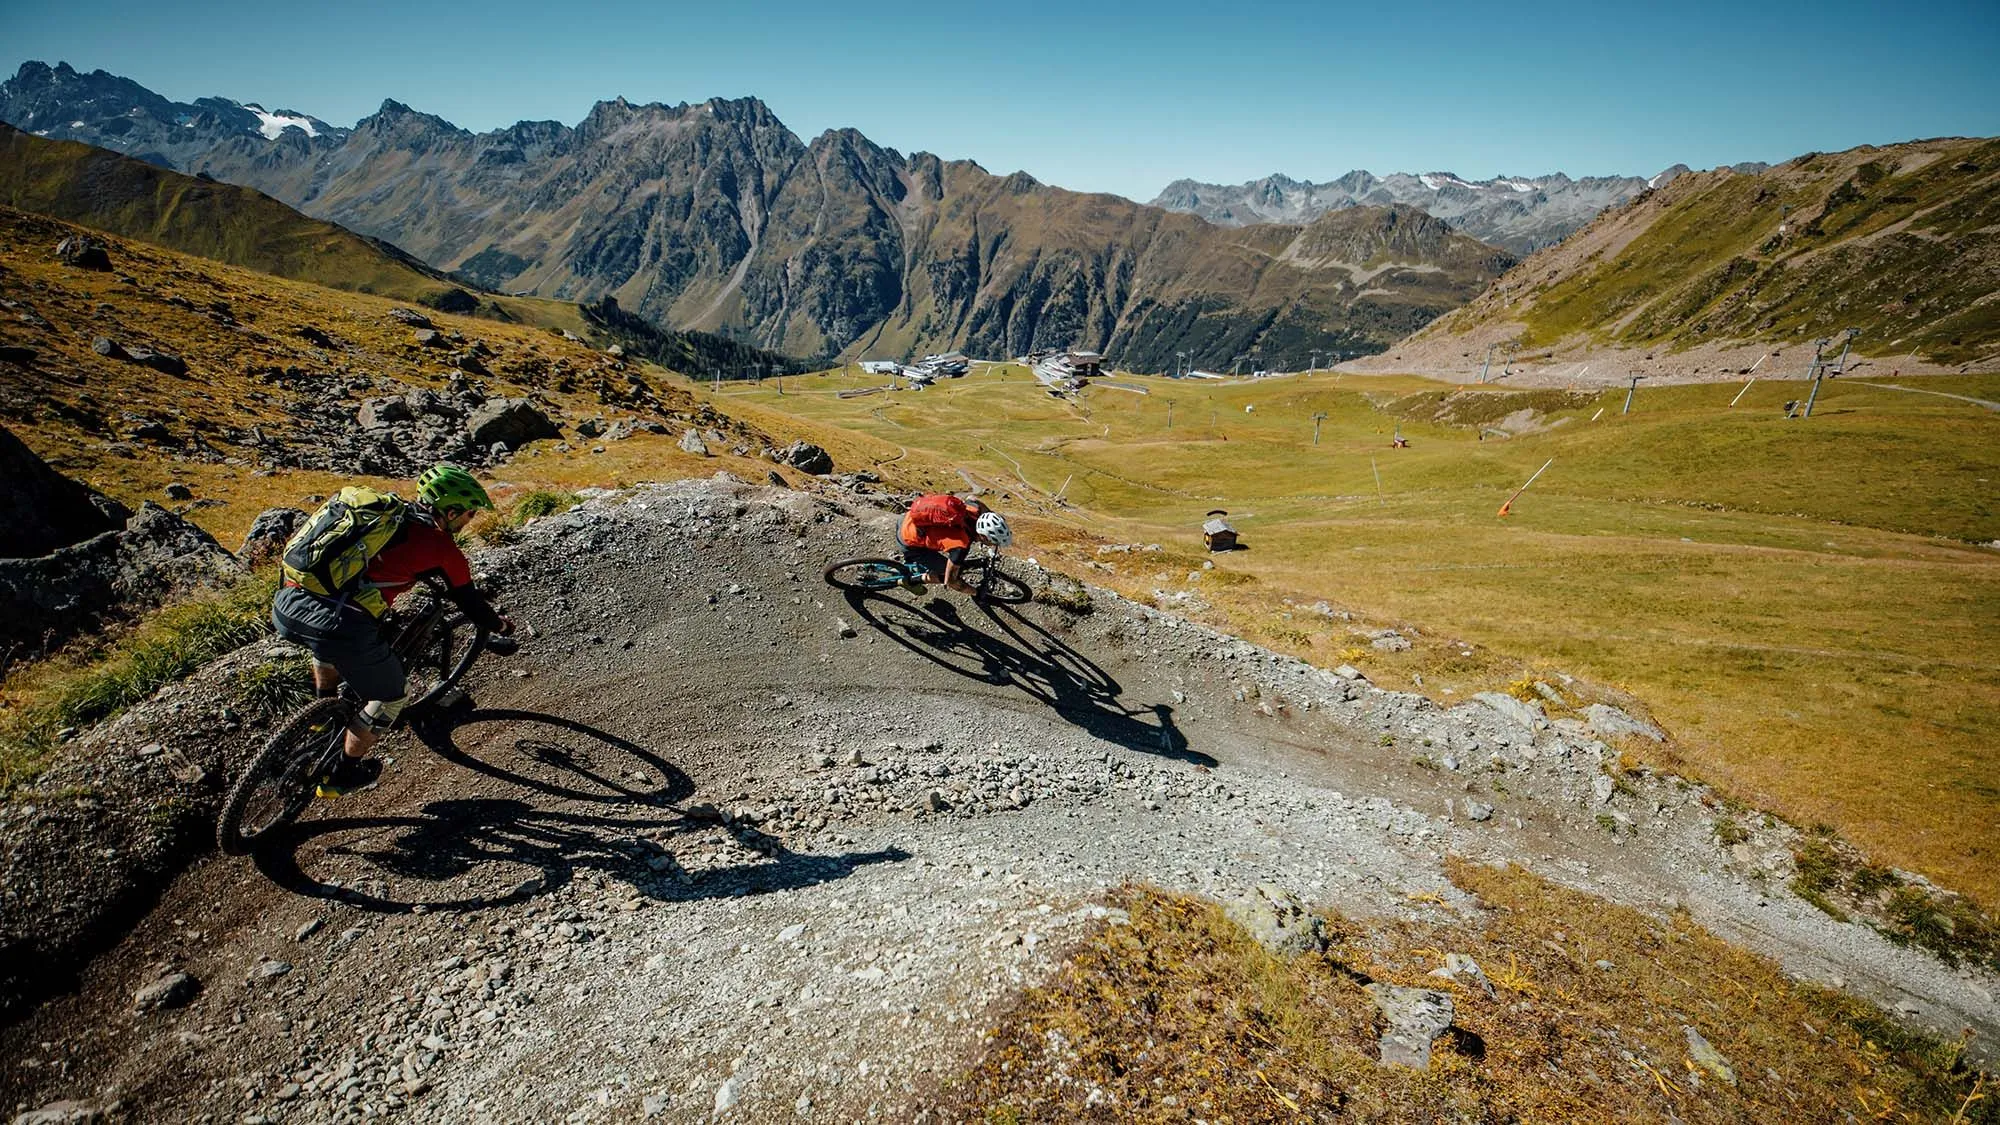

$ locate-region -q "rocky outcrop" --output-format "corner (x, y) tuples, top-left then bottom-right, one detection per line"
(0, 501), (242, 658)
(779, 440), (833, 475)
(0, 424), (128, 557)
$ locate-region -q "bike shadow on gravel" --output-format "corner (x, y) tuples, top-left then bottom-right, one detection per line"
(841, 590), (1215, 768)
(250, 708), (908, 913)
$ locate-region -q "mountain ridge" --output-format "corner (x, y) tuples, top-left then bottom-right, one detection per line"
(0, 60), (1514, 371)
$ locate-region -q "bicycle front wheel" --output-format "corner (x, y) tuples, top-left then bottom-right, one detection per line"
(403, 609), (484, 708)
(962, 558), (1032, 605)
(824, 557), (912, 593)
(217, 697), (349, 855)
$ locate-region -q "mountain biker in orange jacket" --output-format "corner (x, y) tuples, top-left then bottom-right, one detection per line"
(272, 465), (513, 796)
(898, 493), (1012, 594)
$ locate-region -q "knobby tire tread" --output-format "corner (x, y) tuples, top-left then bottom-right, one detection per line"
(216, 697), (348, 855)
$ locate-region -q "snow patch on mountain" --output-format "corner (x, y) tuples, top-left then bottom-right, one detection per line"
(242, 103), (317, 139)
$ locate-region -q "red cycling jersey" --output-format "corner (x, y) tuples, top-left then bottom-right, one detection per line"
(364, 518), (475, 607)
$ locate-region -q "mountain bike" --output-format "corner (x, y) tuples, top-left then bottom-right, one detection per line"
(216, 577), (510, 855)
(823, 547), (1032, 604)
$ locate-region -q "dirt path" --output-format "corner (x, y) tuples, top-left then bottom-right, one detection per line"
(1848, 380), (2000, 411)
(4, 478), (1993, 1123)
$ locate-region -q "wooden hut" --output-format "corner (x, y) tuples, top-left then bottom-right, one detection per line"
(1202, 509), (1238, 552)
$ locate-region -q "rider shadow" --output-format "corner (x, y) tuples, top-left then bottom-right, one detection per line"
(840, 590), (1215, 768)
(406, 707), (696, 806)
(252, 708), (908, 913)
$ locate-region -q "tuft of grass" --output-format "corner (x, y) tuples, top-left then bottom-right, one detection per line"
(1714, 816), (1750, 847)
(512, 489), (582, 522)
(1032, 577), (1095, 615)
(1, 573), (278, 792)
(230, 652), (315, 721)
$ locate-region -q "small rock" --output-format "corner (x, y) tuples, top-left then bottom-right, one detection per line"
(133, 971), (199, 1011)
(164, 482), (194, 500)
(256, 960), (293, 979)
(1462, 799), (1494, 822)
(641, 1092), (670, 1117)
(294, 918), (323, 942)
(1225, 883), (1326, 956)
(1473, 691), (1543, 730)
(834, 618), (856, 638)
(1683, 1025), (1736, 1085)
(1592, 775), (1616, 804)
(92, 336), (130, 361)
(1584, 703), (1665, 742)
(713, 1076), (740, 1114)
(1366, 984), (1455, 1069)
(777, 923), (806, 942)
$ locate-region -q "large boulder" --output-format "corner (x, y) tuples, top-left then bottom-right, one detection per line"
(55, 235), (111, 271)
(237, 507), (307, 563)
(465, 399), (560, 450)
(356, 396), (413, 428)
(781, 440), (834, 475)
(0, 424), (129, 557)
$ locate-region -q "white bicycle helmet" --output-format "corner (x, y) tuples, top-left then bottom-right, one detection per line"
(975, 511), (1013, 548)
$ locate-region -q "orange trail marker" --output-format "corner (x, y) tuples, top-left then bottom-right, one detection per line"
(1497, 458), (1554, 516)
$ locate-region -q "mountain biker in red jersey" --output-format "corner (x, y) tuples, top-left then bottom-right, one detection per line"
(897, 493), (1012, 594)
(271, 464), (513, 797)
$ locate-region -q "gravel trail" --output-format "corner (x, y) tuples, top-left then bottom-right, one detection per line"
(4, 476), (1993, 1123)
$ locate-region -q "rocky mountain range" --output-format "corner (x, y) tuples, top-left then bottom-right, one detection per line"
(1150, 165), (1767, 255)
(0, 61), (1515, 371)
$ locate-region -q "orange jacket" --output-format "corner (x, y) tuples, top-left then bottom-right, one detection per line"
(900, 494), (974, 552)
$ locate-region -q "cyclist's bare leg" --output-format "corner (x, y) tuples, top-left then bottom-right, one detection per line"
(310, 661), (342, 695)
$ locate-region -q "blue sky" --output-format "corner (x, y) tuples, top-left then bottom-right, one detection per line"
(7, 0), (1997, 200)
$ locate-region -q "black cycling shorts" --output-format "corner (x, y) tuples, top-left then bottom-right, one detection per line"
(898, 540), (966, 581)
(271, 585), (406, 702)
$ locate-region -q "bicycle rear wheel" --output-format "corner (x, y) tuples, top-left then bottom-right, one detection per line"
(962, 557), (1032, 605)
(824, 557), (913, 592)
(217, 697), (349, 855)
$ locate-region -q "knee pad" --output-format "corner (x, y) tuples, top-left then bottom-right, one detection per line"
(353, 697), (407, 733)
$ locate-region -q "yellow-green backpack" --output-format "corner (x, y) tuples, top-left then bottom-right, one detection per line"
(280, 486), (408, 616)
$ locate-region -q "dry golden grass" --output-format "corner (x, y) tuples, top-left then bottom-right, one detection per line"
(942, 861), (1994, 1122)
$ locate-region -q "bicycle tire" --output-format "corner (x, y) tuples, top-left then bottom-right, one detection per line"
(824, 556), (912, 592)
(403, 610), (486, 708)
(962, 558), (1032, 605)
(216, 697), (350, 855)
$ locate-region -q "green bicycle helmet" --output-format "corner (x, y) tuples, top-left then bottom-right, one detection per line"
(416, 463), (494, 513)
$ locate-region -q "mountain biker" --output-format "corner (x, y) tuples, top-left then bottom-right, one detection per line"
(271, 464), (513, 797)
(897, 493), (1012, 595)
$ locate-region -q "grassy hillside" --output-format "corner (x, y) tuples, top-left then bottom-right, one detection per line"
(1411, 136), (2000, 366)
(0, 123), (472, 306)
(713, 366), (2000, 908)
